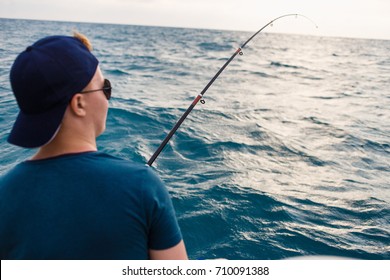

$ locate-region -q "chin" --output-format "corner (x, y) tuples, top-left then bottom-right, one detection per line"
(96, 125), (106, 137)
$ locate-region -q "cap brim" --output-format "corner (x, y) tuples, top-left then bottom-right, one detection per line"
(8, 102), (69, 148)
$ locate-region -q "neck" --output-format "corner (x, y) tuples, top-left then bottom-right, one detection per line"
(31, 128), (98, 160)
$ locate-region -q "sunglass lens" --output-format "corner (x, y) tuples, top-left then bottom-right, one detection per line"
(103, 79), (111, 100)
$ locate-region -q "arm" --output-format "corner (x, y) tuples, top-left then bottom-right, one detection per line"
(149, 240), (188, 260)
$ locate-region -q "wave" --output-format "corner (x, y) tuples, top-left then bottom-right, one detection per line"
(198, 42), (233, 52)
(270, 61), (300, 69)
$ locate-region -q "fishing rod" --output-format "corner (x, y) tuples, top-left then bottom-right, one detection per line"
(147, 14), (317, 166)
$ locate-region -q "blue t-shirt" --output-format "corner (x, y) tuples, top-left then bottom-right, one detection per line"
(0, 152), (182, 259)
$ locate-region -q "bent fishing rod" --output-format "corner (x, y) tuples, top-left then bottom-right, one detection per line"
(147, 14), (317, 166)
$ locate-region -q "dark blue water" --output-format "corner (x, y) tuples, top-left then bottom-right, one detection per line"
(0, 18), (389, 259)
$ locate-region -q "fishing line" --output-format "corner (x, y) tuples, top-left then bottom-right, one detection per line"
(147, 14), (317, 166)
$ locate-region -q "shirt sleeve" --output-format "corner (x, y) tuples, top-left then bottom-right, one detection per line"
(141, 168), (183, 250)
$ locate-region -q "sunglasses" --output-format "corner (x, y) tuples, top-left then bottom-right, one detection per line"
(80, 79), (112, 100)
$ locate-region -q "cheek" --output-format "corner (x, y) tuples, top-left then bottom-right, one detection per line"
(103, 100), (109, 119)
(88, 97), (108, 134)
(98, 100), (109, 130)
(95, 96), (108, 116)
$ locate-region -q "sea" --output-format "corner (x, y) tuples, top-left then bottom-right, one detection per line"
(0, 18), (389, 260)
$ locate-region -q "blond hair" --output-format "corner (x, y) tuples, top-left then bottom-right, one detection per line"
(73, 31), (93, 51)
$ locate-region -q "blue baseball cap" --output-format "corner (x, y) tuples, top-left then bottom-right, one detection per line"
(8, 35), (99, 148)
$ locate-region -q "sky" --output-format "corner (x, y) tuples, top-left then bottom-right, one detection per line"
(1, 0), (389, 40)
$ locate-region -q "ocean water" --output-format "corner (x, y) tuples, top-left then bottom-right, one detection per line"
(0, 18), (389, 260)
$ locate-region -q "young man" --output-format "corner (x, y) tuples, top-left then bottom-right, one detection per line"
(0, 34), (187, 260)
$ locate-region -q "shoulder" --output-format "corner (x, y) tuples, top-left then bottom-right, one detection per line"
(89, 152), (161, 181)
(0, 161), (30, 188)
(92, 153), (173, 213)
(86, 152), (166, 192)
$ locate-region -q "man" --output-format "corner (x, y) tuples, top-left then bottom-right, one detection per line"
(0, 33), (187, 260)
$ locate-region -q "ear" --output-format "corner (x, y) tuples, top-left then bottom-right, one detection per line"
(69, 94), (87, 117)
